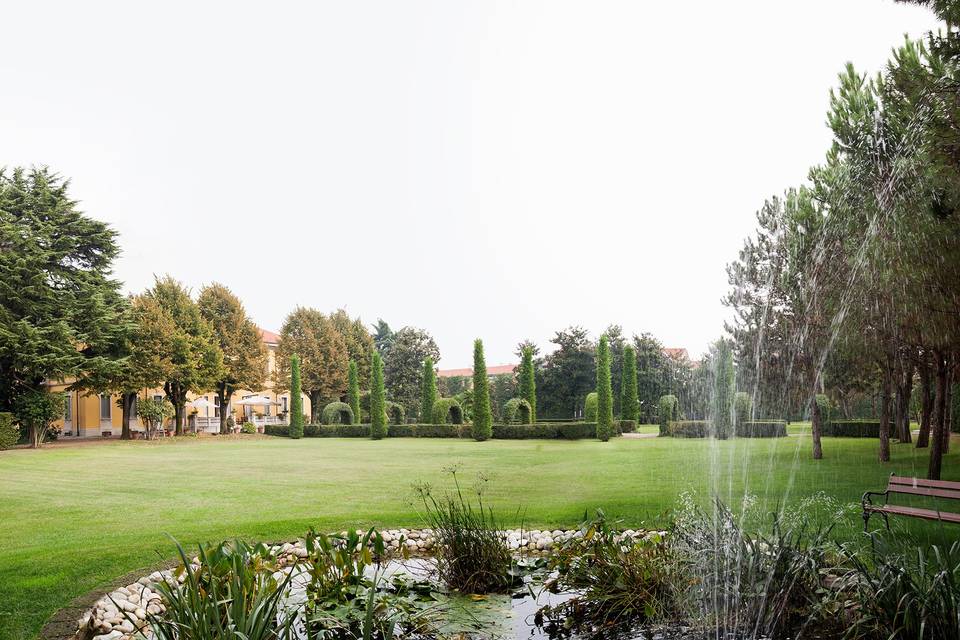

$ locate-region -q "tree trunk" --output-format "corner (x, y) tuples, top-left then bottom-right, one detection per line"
(218, 385), (233, 435)
(879, 367), (891, 463)
(165, 381), (186, 436)
(943, 356), (953, 454)
(309, 390), (322, 423)
(917, 363), (933, 448)
(29, 424), (41, 448)
(811, 394), (823, 460)
(928, 351), (948, 480)
(120, 392), (137, 440)
(897, 361), (913, 443)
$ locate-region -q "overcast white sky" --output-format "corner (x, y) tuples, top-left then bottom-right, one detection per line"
(1, 1), (941, 367)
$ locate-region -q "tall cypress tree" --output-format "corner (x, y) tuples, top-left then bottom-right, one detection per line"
(289, 354), (304, 439)
(347, 360), (360, 425)
(596, 335), (614, 441)
(420, 356), (437, 424)
(519, 346), (537, 423)
(370, 351), (387, 439)
(620, 344), (638, 423)
(471, 339), (493, 441)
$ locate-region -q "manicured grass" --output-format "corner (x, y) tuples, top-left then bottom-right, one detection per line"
(1, 433), (957, 640)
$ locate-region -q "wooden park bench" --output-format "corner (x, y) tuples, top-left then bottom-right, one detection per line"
(862, 474), (960, 530)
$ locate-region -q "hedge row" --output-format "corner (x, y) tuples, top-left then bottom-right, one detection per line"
(492, 422), (598, 440)
(736, 421), (787, 438)
(668, 420), (709, 438)
(823, 420), (891, 438)
(263, 422), (599, 440)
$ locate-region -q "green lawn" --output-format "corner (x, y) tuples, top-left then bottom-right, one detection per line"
(1, 433), (957, 640)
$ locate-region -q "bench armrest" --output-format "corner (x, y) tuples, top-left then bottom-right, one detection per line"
(862, 490), (888, 509)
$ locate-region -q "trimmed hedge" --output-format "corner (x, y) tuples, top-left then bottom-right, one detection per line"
(503, 397), (533, 424)
(321, 401), (354, 425)
(493, 422), (598, 440)
(0, 412), (18, 450)
(823, 420), (891, 438)
(668, 420), (709, 438)
(432, 397), (464, 424)
(264, 422), (596, 439)
(619, 419), (636, 433)
(736, 420), (787, 438)
(658, 395), (678, 436)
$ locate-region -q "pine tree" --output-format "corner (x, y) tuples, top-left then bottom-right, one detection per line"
(596, 335), (614, 441)
(519, 346), (537, 423)
(347, 360), (360, 425)
(370, 351), (388, 439)
(420, 356), (437, 424)
(620, 344), (638, 423)
(289, 354), (304, 439)
(471, 339), (493, 441)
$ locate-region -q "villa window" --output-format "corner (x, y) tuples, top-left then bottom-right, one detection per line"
(282, 397), (288, 413)
(100, 395), (111, 421)
(214, 395), (220, 418)
(264, 399), (271, 417)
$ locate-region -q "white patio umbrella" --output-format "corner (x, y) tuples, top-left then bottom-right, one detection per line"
(189, 397), (216, 411)
(234, 395), (279, 406)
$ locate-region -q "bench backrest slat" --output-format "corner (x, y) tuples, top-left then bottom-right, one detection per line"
(889, 475), (960, 491)
(886, 481), (960, 501)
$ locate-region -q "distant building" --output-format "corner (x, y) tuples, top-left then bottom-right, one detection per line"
(437, 364), (517, 378)
(662, 348), (689, 361)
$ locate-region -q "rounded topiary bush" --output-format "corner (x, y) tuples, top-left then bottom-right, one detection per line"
(321, 401), (355, 425)
(432, 398), (464, 425)
(385, 401), (406, 425)
(584, 392), (598, 423)
(241, 422), (257, 434)
(658, 395), (678, 436)
(502, 398), (533, 425)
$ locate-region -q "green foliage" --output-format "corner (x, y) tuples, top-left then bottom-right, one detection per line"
(0, 168), (126, 416)
(12, 390), (65, 448)
(737, 421), (788, 438)
(619, 419), (637, 433)
(387, 424), (464, 438)
(502, 397), (533, 424)
(275, 308), (348, 423)
(668, 421), (710, 438)
(432, 397), (464, 425)
(538, 511), (674, 631)
(734, 392), (752, 429)
(492, 422), (597, 439)
(712, 339), (735, 439)
(584, 392), (598, 423)
(289, 354), (304, 439)
(136, 396), (174, 439)
(384, 401), (405, 424)
(382, 326), (440, 421)
(537, 326), (595, 419)
(370, 351), (387, 439)
(347, 360), (360, 426)
(815, 394), (832, 424)
(596, 335), (614, 442)
(413, 469), (513, 594)
(0, 412), (19, 450)
(470, 339), (493, 441)
(241, 422), (257, 434)
(620, 344), (639, 422)
(143, 538), (297, 640)
(420, 356), (436, 424)
(658, 395), (678, 436)
(321, 401), (354, 425)
(519, 346), (537, 422)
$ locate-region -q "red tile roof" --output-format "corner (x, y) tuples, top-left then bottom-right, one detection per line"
(259, 328), (280, 345)
(662, 348), (689, 360)
(437, 364), (517, 378)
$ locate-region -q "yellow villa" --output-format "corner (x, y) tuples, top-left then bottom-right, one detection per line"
(48, 328), (310, 438)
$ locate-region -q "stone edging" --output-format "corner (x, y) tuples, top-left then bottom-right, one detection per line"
(64, 526), (659, 640)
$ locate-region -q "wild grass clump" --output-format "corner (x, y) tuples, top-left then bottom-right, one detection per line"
(838, 539), (960, 640)
(536, 510), (676, 634)
(669, 495), (838, 639)
(413, 467), (512, 594)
